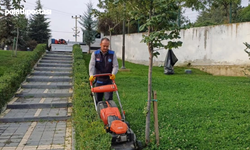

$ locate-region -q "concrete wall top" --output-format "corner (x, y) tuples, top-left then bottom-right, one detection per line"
(110, 22), (250, 66)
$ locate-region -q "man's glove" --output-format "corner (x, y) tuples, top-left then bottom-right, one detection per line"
(89, 75), (96, 82)
(110, 74), (116, 80)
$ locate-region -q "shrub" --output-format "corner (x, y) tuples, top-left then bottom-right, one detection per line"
(72, 44), (111, 150)
(0, 44), (46, 112)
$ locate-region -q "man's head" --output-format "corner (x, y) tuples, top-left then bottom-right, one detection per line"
(100, 37), (110, 53)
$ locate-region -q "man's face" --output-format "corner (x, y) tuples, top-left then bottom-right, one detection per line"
(100, 40), (110, 53)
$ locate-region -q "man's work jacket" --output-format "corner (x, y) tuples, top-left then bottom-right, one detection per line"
(89, 49), (119, 83)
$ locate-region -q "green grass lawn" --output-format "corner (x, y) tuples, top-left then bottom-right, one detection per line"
(0, 50), (32, 76)
(83, 53), (250, 149)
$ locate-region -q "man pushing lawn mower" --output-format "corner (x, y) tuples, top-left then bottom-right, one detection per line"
(89, 38), (142, 150)
(89, 37), (119, 103)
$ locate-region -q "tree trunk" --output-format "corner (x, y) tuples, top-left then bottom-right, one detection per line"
(145, 0), (153, 145)
(145, 42), (153, 145)
(226, 5), (229, 23)
(128, 19), (130, 34)
(15, 27), (19, 56)
(222, 3), (229, 23)
(109, 26), (112, 50)
(88, 44), (91, 53)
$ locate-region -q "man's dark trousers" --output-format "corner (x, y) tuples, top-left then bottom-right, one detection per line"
(95, 80), (113, 103)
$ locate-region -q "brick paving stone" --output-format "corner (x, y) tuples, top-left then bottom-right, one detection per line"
(58, 108), (67, 116)
(38, 108), (67, 117)
(2, 147), (16, 150)
(5, 141), (19, 147)
(13, 98), (42, 104)
(44, 98), (68, 103)
(31, 82), (48, 85)
(39, 140), (52, 145)
(37, 145), (51, 149)
(50, 82), (71, 85)
(20, 89), (71, 94)
(39, 109), (52, 116)
(24, 109), (37, 117)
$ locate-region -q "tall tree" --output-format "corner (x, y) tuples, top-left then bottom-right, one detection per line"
(179, 8), (192, 27)
(94, 0), (124, 41)
(121, 0), (182, 145)
(79, 2), (97, 53)
(182, 0), (241, 23)
(11, 0), (25, 9)
(28, 0), (50, 44)
(0, 0), (24, 11)
(194, 1), (242, 26)
(238, 5), (250, 22)
(0, 0), (15, 48)
(13, 14), (28, 52)
(209, 0), (241, 23)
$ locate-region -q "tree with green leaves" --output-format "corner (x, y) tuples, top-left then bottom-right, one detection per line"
(0, 0), (15, 48)
(94, 0), (124, 41)
(194, 0), (242, 26)
(238, 5), (250, 22)
(117, 0), (183, 145)
(182, 0), (241, 24)
(28, 0), (50, 44)
(0, 0), (28, 53)
(0, 0), (25, 11)
(178, 8), (192, 27)
(16, 14), (29, 50)
(12, 14), (28, 54)
(79, 2), (97, 53)
(11, 0), (25, 8)
(211, 0), (241, 23)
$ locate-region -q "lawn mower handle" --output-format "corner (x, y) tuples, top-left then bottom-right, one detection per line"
(93, 73), (112, 77)
(89, 73), (125, 121)
(90, 73), (115, 86)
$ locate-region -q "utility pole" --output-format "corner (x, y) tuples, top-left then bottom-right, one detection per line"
(138, 19), (140, 33)
(229, 2), (232, 23)
(178, 8), (181, 27)
(177, 3), (181, 27)
(72, 15), (81, 42)
(121, 0), (126, 69)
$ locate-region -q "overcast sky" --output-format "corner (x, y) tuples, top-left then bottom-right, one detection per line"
(23, 0), (249, 42)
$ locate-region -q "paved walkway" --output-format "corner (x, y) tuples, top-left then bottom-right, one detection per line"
(0, 51), (73, 150)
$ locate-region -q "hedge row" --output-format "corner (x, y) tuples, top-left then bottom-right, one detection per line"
(0, 44), (46, 112)
(72, 45), (111, 150)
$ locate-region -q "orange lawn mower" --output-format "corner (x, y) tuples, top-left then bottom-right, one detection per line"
(90, 73), (142, 150)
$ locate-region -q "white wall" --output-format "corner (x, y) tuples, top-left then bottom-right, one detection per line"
(51, 44), (72, 52)
(110, 22), (250, 67)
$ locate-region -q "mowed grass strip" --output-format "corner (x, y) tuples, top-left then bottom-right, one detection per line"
(0, 50), (33, 76)
(83, 53), (250, 149)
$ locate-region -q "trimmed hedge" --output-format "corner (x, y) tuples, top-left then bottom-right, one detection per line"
(0, 44), (46, 112)
(72, 45), (111, 150)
